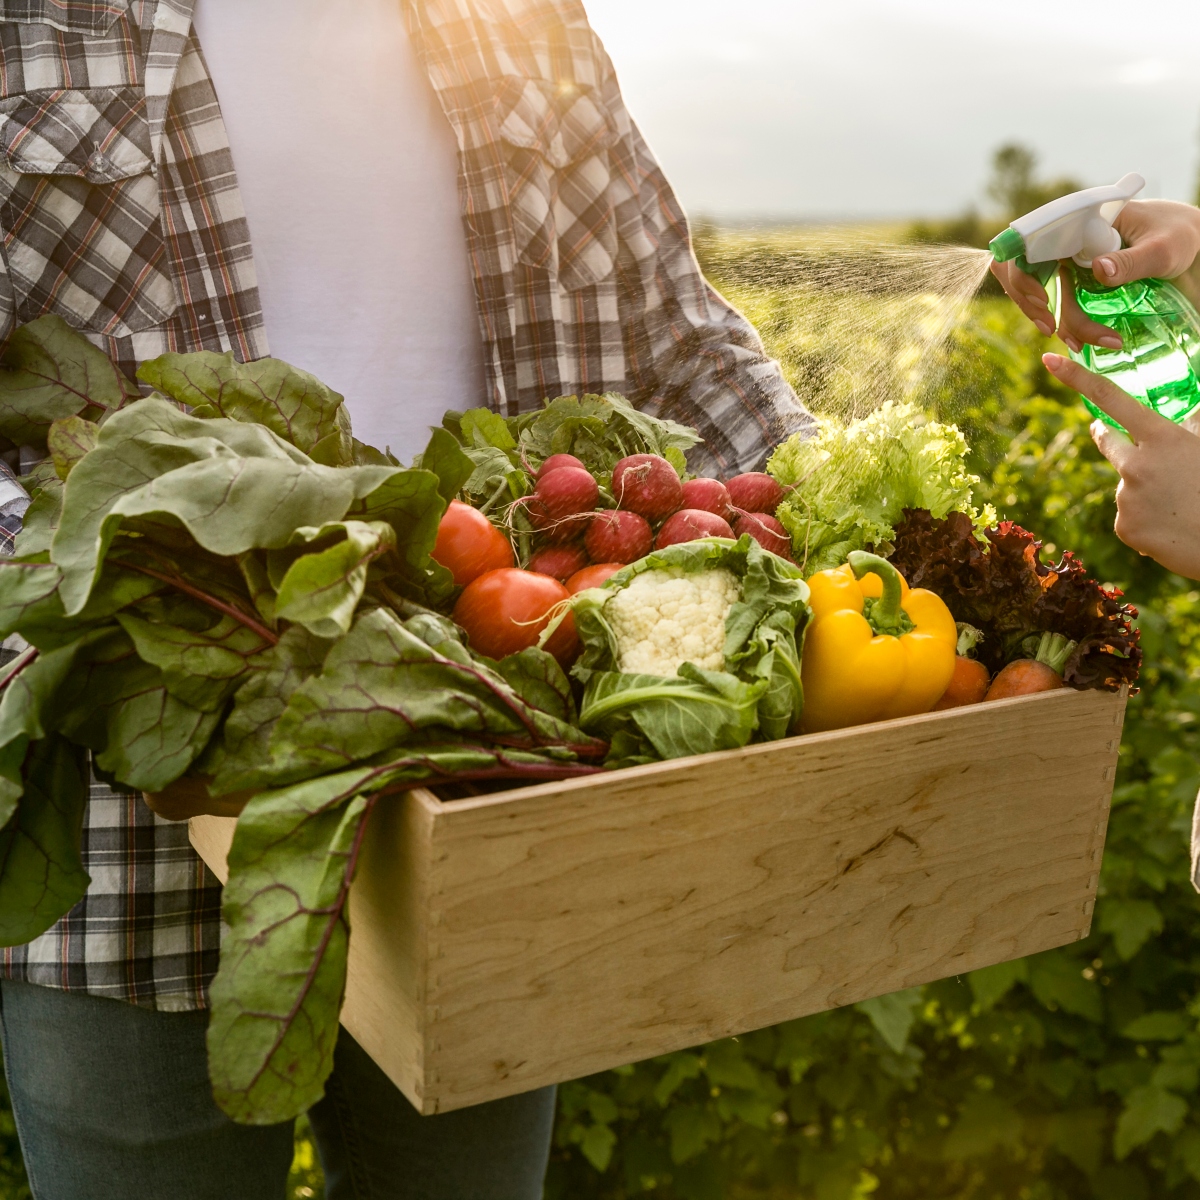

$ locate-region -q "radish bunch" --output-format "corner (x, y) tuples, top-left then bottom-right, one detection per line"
(518, 453), (796, 580)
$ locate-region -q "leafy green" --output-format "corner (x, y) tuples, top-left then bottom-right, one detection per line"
(12, 476), (63, 557)
(210, 734), (611, 1124)
(0, 735), (89, 945)
(571, 537), (810, 761)
(0, 314), (139, 447)
(207, 771), (375, 1125)
(510, 392), (701, 482)
(52, 399), (401, 614)
(414, 426), (474, 503)
(270, 521), (396, 638)
(581, 665), (767, 761)
(768, 399), (995, 573)
(204, 627), (333, 781)
(137, 350), (353, 463)
(214, 608), (603, 792)
(47, 415), (100, 479)
(0, 319), (615, 1130)
(434, 392), (702, 511)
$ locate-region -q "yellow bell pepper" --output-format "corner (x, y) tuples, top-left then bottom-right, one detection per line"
(800, 551), (957, 732)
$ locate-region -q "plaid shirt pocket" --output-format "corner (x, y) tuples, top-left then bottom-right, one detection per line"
(1, 1), (130, 37)
(494, 72), (619, 292)
(0, 86), (179, 337)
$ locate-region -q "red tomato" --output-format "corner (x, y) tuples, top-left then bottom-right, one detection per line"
(453, 568), (578, 664)
(566, 563), (623, 594)
(432, 500), (514, 586)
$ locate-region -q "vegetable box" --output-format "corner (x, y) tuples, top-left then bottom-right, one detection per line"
(190, 684), (1126, 1116)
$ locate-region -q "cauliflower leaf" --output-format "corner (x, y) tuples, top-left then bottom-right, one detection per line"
(571, 536), (810, 762)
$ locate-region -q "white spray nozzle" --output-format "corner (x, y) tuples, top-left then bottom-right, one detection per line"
(1005, 172), (1145, 268)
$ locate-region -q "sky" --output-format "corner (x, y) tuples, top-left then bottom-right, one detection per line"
(585, 0), (1200, 221)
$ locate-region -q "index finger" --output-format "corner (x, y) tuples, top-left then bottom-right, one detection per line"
(1041, 353), (1175, 444)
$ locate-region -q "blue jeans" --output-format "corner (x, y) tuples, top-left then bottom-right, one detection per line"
(0, 979), (555, 1200)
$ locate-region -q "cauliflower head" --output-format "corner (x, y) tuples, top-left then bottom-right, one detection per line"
(604, 566), (741, 677)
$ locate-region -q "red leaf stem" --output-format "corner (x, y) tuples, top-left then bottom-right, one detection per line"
(119, 561), (279, 647)
(0, 645), (38, 692)
(239, 792), (379, 1097)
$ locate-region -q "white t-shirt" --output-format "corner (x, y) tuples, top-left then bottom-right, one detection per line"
(191, 0), (486, 462)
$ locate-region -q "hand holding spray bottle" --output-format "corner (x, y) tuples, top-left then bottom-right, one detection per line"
(989, 173), (1200, 426)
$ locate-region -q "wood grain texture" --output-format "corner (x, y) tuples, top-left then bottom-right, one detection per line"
(191, 686), (1125, 1115)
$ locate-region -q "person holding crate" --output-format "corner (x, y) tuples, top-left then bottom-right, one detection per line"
(0, 1), (812, 1197)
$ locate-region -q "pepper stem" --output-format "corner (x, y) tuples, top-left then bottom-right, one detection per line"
(847, 551), (913, 636)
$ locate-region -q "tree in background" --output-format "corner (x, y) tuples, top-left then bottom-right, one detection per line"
(908, 143), (1083, 250)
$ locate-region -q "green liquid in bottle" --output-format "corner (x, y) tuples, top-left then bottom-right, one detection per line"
(1069, 267), (1200, 427)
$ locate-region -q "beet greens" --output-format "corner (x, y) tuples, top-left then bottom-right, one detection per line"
(0, 316), (605, 1126)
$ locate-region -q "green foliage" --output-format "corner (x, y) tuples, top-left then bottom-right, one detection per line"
(546, 292), (1200, 1198)
(768, 400), (991, 573)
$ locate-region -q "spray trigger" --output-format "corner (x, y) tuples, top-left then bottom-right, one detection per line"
(989, 173), (1144, 272)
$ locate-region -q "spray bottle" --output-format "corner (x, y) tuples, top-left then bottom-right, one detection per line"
(989, 172), (1200, 426)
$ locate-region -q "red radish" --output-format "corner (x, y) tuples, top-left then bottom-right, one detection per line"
(528, 544), (588, 582)
(726, 472), (785, 514)
(611, 454), (684, 520)
(655, 509), (734, 549)
(527, 466), (599, 543)
(527, 501), (591, 544)
(567, 563), (623, 594)
(537, 453), (586, 478)
(534, 466), (599, 519)
(733, 512), (792, 557)
(585, 511), (653, 564)
(681, 477), (733, 521)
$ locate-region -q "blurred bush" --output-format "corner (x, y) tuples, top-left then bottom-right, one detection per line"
(544, 263), (1200, 1199)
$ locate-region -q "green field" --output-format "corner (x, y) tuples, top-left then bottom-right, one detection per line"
(4, 227), (1200, 1200)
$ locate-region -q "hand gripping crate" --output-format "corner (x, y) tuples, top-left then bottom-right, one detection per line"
(191, 686), (1126, 1115)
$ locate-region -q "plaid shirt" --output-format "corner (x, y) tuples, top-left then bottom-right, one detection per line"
(0, 0), (812, 1011)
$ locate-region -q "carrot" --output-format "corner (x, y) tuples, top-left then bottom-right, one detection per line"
(985, 659), (1064, 700)
(985, 632), (1076, 701)
(934, 655), (991, 709)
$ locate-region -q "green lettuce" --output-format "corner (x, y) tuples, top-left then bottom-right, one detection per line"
(767, 400), (995, 574)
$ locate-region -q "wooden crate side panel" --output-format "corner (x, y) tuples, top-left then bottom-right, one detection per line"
(189, 814), (234, 884)
(420, 689), (1123, 1111)
(339, 792), (437, 1113)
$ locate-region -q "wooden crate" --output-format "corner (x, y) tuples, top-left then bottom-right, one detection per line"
(191, 686), (1126, 1115)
